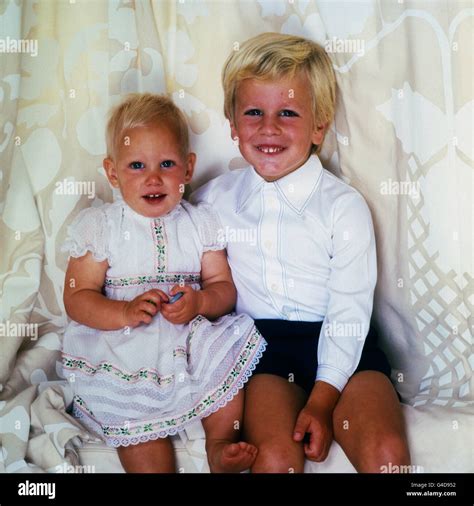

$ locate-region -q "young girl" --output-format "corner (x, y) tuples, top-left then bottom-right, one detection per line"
(61, 93), (266, 473)
(192, 33), (411, 473)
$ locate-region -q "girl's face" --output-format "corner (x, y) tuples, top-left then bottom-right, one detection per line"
(104, 124), (195, 218)
(230, 72), (326, 182)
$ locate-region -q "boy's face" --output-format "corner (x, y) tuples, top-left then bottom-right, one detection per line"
(230, 72), (326, 182)
(103, 123), (195, 218)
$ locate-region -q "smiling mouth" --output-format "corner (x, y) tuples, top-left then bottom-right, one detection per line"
(143, 193), (166, 203)
(256, 145), (285, 154)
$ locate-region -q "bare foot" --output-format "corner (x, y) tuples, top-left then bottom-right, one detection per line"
(207, 440), (258, 473)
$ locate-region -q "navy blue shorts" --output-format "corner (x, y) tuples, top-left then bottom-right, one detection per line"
(252, 319), (395, 396)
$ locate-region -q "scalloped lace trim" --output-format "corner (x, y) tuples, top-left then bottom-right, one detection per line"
(202, 245), (226, 252)
(63, 240), (110, 263)
(73, 338), (267, 448)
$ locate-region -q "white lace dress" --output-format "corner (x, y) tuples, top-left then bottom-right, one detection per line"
(61, 197), (266, 447)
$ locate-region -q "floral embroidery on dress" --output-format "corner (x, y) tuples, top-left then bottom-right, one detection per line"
(62, 356), (175, 386)
(104, 273), (200, 288)
(71, 328), (264, 446)
(62, 200), (268, 449)
(152, 219), (166, 273)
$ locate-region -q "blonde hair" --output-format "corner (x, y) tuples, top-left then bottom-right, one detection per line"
(222, 33), (336, 154)
(105, 93), (189, 159)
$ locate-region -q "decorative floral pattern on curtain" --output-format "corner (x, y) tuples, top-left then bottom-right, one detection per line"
(0, 0), (472, 473)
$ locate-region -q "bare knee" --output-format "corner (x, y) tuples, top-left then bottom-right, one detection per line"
(117, 438), (176, 473)
(251, 442), (305, 473)
(362, 432), (411, 473)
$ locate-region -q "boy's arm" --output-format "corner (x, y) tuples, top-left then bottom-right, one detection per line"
(294, 192), (377, 461)
(293, 380), (340, 461)
(315, 191), (377, 393)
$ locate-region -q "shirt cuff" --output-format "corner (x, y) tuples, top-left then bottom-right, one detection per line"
(316, 365), (350, 393)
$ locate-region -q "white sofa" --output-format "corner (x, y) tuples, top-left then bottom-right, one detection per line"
(76, 403), (473, 473)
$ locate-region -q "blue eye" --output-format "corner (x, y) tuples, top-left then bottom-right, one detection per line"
(244, 109), (262, 116)
(130, 161), (144, 170)
(160, 160), (175, 168)
(280, 110), (298, 117)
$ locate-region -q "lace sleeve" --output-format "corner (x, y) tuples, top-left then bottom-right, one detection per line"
(193, 202), (227, 252)
(61, 206), (111, 262)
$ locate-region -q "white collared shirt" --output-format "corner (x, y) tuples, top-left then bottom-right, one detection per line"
(191, 156), (377, 392)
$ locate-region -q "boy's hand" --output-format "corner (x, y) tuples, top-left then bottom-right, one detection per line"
(293, 381), (340, 462)
(293, 401), (334, 462)
(122, 289), (168, 328)
(160, 285), (202, 325)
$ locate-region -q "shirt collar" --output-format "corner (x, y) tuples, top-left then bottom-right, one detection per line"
(235, 167), (265, 214)
(236, 155), (324, 215)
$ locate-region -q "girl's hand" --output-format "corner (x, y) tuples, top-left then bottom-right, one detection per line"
(122, 289), (169, 328)
(160, 285), (202, 325)
(293, 401), (334, 462)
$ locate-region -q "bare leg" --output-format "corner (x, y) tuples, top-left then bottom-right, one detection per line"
(117, 437), (176, 473)
(333, 371), (411, 473)
(202, 389), (258, 473)
(243, 374), (307, 473)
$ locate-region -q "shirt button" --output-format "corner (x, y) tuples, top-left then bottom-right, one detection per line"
(271, 283), (278, 292)
(282, 305), (292, 318)
(264, 240), (272, 249)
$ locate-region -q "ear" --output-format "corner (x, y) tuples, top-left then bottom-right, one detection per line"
(184, 152), (196, 183)
(311, 122), (328, 146)
(230, 120), (238, 143)
(103, 158), (119, 188)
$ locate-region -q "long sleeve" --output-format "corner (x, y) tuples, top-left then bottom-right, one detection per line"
(315, 192), (377, 392)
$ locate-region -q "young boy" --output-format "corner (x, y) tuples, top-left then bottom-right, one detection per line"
(191, 33), (411, 473)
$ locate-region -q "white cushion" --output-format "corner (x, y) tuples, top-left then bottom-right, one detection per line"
(76, 403), (473, 473)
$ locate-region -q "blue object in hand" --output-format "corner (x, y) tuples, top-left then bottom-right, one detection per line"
(168, 292), (184, 304)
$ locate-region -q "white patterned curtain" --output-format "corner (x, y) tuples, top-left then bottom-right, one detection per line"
(0, 0), (472, 472)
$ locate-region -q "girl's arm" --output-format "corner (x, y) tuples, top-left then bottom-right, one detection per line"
(64, 252), (165, 330)
(160, 249), (236, 324)
(196, 248), (236, 319)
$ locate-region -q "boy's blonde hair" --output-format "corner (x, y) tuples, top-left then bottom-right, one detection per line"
(222, 33), (336, 154)
(105, 93), (189, 159)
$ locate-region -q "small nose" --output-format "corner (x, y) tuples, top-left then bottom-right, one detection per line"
(145, 169), (163, 185)
(260, 115), (280, 135)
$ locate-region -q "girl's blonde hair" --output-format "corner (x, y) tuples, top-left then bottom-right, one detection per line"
(105, 93), (189, 159)
(222, 33), (336, 154)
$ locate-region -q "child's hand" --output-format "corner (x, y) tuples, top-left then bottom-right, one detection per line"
(160, 285), (202, 325)
(293, 401), (334, 462)
(122, 289), (168, 328)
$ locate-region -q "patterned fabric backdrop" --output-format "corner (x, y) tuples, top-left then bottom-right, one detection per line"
(0, 0), (472, 473)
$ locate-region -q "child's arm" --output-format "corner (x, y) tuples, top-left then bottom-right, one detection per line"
(293, 381), (341, 461)
(293, 192), (377, 461)
(160, 249), (236, 324)
(64, 252), (166, 330)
